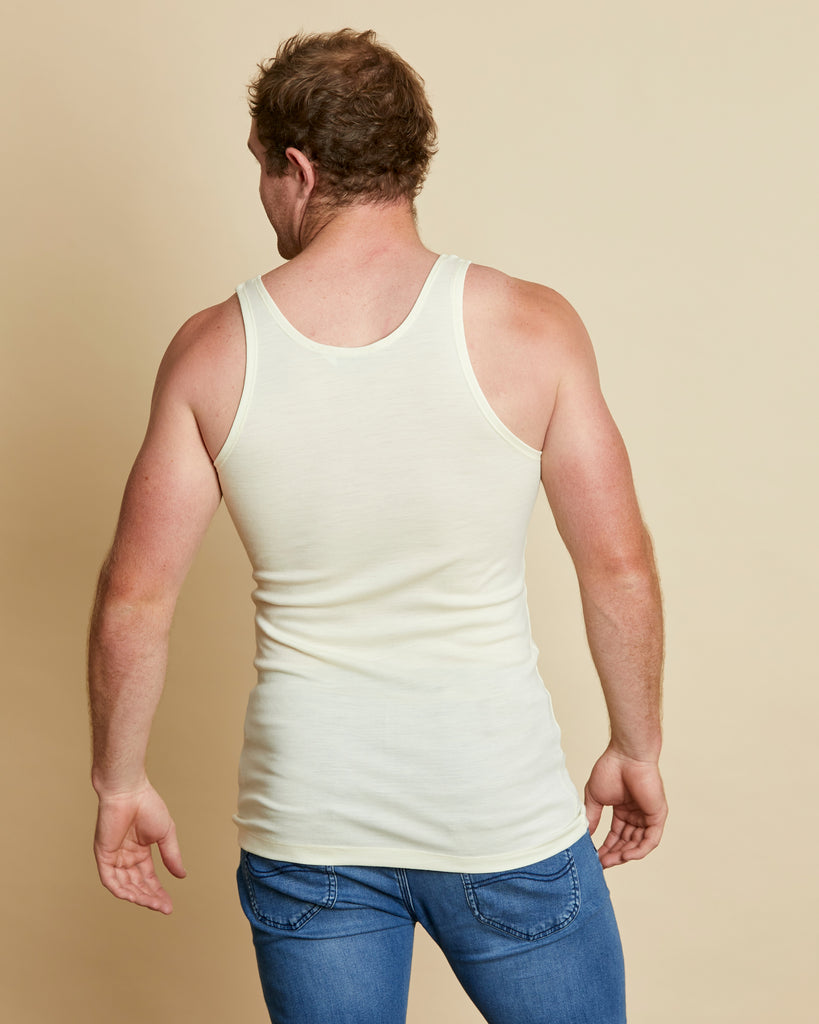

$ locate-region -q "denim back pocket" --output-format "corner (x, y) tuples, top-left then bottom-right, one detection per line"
(460, 848), (580, 941)
(240, 852), (337, 931)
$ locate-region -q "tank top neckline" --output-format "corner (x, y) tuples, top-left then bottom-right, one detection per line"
(252, 253), (453, 356)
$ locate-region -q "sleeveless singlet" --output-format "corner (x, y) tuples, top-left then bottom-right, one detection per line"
(214, 254), (587, 871)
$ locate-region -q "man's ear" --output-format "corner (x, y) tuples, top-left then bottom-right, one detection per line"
(283, 147), (317, 196)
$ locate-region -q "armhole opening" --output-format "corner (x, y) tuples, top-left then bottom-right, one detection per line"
(213, 281), (258, 469)
(452, 264), (543, 460)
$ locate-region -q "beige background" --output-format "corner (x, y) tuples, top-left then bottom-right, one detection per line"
(2, 1), (817, 1020)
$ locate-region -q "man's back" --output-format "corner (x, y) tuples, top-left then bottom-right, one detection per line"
(88, 30), (663, 1022)
(212, 250), (588, 869)
(161, 228), (590, 470)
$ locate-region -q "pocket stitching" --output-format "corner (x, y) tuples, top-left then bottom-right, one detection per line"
(459, 852), (581, 941)
(241, 853), (337, 931)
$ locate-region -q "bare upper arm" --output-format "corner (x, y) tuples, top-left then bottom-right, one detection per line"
(537, 301), (649, 578)
(101, 296), (244, 605)
(464, 263), (649, 575)
(463, 265), (572, 451)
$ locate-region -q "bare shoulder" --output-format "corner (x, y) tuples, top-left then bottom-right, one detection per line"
(156, 294), (243, 389)
(462, 263), (599, 450)
(465, 263), (596, 371)
(153, 293), (245, 460)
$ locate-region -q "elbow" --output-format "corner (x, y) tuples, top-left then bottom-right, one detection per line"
(90, 597), (174, 656)
(576, 529), (661, 597)
(90, 560), (176, 644)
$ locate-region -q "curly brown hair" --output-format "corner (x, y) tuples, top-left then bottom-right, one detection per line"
(248, 29), (437, 206)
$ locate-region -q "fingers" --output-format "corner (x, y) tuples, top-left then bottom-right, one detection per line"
(598, 835), (658, 867)
(158, 822), (187, 880)
(96, 850), (175, 914)
(584, 748), (667, 867)
(596, 817), (664, 868)
(93, 786), (183, 913)
(583, 786), (603, 837)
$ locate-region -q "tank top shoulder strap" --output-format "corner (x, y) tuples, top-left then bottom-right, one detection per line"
(413, 253), (469, 321)
(237, 276), (281, 336)
(213, 279), (259, 470)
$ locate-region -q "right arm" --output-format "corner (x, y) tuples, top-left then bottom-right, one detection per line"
(89, 310), (231, 912)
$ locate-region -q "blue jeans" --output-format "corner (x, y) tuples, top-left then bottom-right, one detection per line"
(237, 831), (625, 1023)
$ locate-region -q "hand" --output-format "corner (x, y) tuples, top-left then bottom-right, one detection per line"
(584, 745), (667, 868)
(93, 782), (186, 914)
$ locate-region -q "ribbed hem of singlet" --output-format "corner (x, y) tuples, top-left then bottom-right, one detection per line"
(234, 806), (589, 872)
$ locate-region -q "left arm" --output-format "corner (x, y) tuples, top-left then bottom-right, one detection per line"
(537, 294), (666, 867)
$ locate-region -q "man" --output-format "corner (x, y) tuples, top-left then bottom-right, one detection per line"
(89, 28), (665, 1024)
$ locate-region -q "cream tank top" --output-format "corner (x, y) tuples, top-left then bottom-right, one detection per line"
(215, 254), (587, 871)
